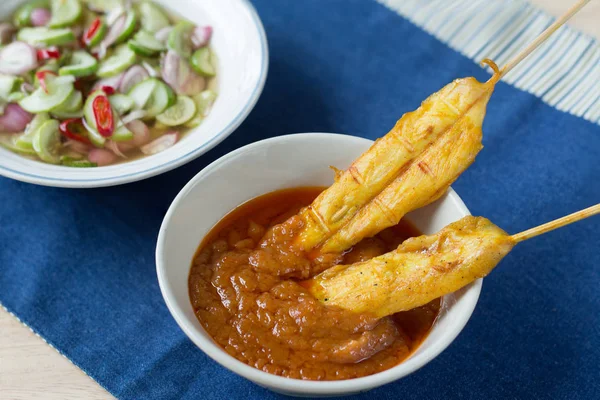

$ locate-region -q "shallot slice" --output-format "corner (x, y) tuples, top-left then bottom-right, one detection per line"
(0, 42), (38, 75)
(30, 8), (51, 27)
(106, 140), (127, 158)
(101, 12), (126, 49)
(88, 148), (117, 166)
(121, 110), (147, 125)
(126, 120), (150, 147)
(92, 73), (124, 92)
(141, 61), (158, 78)
(161, 50), (205, 95)
(119, 65), (149, 93)
(0, 104), (33, 133)
(21, 82), (35, 94)
(140, 132), (178, 155)
(0, 23), (16, 45)
(64, 139), (91, 155)
(155, 27), (172, 43)
(191, 26), (212, 49)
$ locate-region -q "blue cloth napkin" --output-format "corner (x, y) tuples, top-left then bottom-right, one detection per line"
(1, 1), (599, 399)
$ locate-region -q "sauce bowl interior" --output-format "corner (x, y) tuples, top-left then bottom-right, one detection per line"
(156, 133), (481, 397)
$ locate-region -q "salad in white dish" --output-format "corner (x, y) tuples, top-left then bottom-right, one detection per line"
(0, 0), (217, 167)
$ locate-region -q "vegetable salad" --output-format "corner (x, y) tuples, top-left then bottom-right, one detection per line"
(0, 0), (217, 167)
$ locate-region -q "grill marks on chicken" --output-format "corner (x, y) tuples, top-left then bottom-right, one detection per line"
(296, 62), (500, 254)
(307, 216), (515, 318)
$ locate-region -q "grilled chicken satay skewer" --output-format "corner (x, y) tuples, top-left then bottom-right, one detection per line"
(296, 65), (499, 251)
(296, 0), (591, 254)
(307, 204), (599, 318)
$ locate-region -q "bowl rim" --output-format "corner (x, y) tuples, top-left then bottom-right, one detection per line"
(0, 0), (269, 188)
(156, 132), (481, 395)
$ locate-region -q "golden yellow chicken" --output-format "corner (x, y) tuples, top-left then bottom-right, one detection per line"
(306, 216), (515, 317)
(296, 60), (501, 254)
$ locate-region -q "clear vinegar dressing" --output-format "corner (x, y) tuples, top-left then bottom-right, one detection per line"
(0, 0), (218, 167)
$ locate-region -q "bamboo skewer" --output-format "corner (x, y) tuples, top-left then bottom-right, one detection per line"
(511, 203), (600, 243)
(498, 0), (592, 78)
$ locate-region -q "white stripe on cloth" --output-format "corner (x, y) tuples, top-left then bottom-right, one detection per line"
(376, 0), (600, 125)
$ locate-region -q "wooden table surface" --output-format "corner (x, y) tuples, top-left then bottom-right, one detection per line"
(1, 1), (598, 399)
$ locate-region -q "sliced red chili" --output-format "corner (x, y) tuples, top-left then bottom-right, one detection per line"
(59, 118), (91, 144)
(101, 86), (116, 95)
(37, 48), (61, 61)
(92, 95), (114, 137)
(83, 18), (102, 45)
(36, 70), (58, 94)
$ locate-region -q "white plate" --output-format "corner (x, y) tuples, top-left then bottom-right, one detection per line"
(156, 133), (482, 397)
(0, 0), (268, 188)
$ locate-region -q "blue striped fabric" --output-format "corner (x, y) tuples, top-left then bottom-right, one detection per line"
(378, 0), (600, 124)
(0, 1), (598, 399)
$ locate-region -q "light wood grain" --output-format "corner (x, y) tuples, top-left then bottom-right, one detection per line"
(1, 1), (598, 399)
(0, 309), (113, 400)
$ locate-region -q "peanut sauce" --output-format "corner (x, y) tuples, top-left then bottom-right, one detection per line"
(189, 187), (440, 380)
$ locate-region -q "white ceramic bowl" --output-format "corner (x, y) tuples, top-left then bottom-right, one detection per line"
(156, 133), (482, 397)
(0, 0), (268, 188)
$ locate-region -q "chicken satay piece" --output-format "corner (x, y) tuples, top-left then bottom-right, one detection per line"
(306, 216), (515, 318)
(318, 82), (488, 253)
(295, 62), (500, 252)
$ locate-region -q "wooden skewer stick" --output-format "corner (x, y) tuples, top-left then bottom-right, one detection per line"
(511, 203), (600, 243)
(499, 0), (592, 78)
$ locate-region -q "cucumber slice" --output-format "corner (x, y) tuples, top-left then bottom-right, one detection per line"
(0, 135), (37, 155)
(53, 89), (82, 112)
(51, 90), (83, 118)
(144, 79), (176, 117)
(139, 2), (170, 33)
(97, 45), (136, 77)
(48, 0), (82, 28)
(52, 108), (84, 119)
(167, 21), (194, 58)
(190, 47), (216, 77)
(14, 0), (49, 28)
(82, 91), (106, 147)
(83, 89), (118, 147)
(85, 0), (123, 13)
(84, 19), (107, 48)
(86, 126), (106, 148)
(109, 94), (134, 115)
(0, 75), (23, 98)
(59, 51), (99, 77)
(185, 90), (217, 128)
(33, 63), (59, 89)
(156, 95), (196, 126)
(18, 27), (76, 47)
(115, 11), (137, 44)
(195, 90), (217, 116)
(127, 78), (158, 109)
(32, 119), (61, 163)
(112, 124), (133, 141)
(19, 76), (75, 113)
(61, 156), (97, 167)
(7, 92), (26, 102)
(83, 89), (103, 130)
(128, 31), (166, 56)
(15, 113), (50, 150)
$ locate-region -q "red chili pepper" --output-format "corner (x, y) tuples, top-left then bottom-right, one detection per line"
(37, 48), (61, 61)
(59, 118), (91, 144)
(83, 18), (102, 46)
(101, 86), (116, 95)
(36, 70), (58, 94)
(92, 95), (114, 137)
